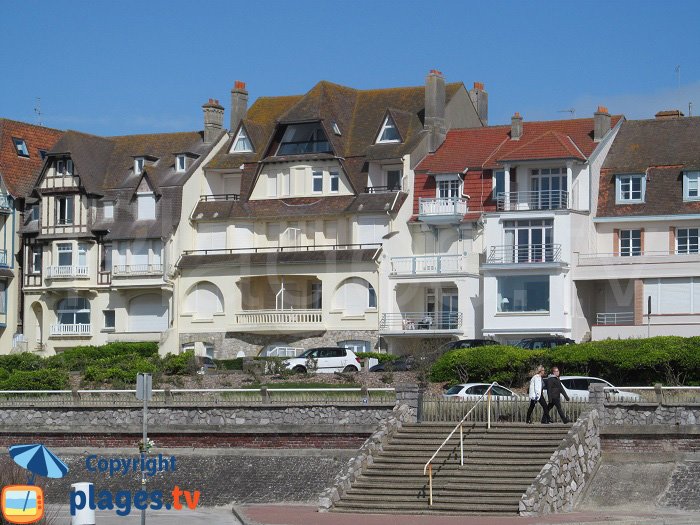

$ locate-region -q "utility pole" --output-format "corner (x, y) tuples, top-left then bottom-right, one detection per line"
(136, 373), (152, 525)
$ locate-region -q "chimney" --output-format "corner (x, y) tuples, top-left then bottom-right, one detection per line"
(468, 81), (488, 125)
(511, 112), (523, 140)
(230, 80), (249, 133)
(655, 109), (684, 120)
(202, 98), (224, 144)
(424, 69), (447, 152)
(593, 105), (611, 142)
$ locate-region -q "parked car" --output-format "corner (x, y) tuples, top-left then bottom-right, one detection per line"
(194, 356), (217, 371)
(443, 383), (523, 400)
(283, 347), (361, 374)
(515, 336), (575, 349)
(440, 339), (500, 352)
(557, 376), (641, 402)
(369, 356), (414, 372)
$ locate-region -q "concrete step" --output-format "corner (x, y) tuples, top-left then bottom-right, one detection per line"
(350, 480), (529, 491)
(372, 455), (551, 465)
(374, 449), (554, 459)
(340, 492), (519, 504)
(332, 501), (517, 514)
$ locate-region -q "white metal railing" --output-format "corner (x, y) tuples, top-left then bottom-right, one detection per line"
(487, 243), (562, 264)
(418, 197), (468, 217)
(380, 312), (462, 331)
(390, 254), (466, 275)
(235, 309), (323, 325)
(497, 190), (569, 211)
(578, 250), (700, 263)
(111, 264), (164, 277)
(46, 266), (89, 278)
(261, 346), (304, 357)
(423, 382), (498, 506)
(596, 312), (634, 325)
(50, 324), (91, 336)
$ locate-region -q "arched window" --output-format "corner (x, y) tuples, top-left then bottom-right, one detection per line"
(185, 282), (224, 316)
(333, 278), (376, 315)
(57, 297), (90, 325)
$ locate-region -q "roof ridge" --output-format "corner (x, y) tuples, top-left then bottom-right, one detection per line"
(106, 130), (201, 139)
(0, 118), (64, 133)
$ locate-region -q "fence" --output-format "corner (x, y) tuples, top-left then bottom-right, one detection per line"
(420, 396), (590, 423)
(605, 386), (700, 404)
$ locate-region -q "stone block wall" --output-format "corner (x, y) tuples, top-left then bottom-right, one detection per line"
(519, 410), (601, 515)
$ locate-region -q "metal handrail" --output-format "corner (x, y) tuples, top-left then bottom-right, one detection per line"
(182, 243), (381, 256)
(200, 194), (240, 202)
(423, 381), (498, 506)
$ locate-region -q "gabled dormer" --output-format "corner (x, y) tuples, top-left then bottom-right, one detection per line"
(375, 112), (402, 144)
(174, 151), (200, 173)
(132, 155), (159, 175)
(134, 175), (157, 221)
(229, 124), (254, 153)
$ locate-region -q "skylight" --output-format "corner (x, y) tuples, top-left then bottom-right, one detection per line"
(377, 116), (401, 143)
(12, 138), (29, 157)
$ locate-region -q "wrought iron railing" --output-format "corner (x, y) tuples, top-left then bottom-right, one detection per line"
(486, 243), (562, 264)
(363, 186), (400, 193)
(496, 190), (569, 211)
(200, 194), (240, 202)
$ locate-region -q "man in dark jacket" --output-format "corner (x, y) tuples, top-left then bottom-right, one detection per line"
(544, 367), (570, 424)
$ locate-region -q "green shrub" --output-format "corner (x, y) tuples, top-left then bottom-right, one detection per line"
(84, 355), (158, 384)
(0, 369), (69, 390)
(0, 353), (44, 372)
(46, 342), (159, 372)
(160, 351), (196, 375)
(214, 358), (244, 371)
(356, 352), (398, 363)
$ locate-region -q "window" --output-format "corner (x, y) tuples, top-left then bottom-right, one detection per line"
(185, 282), (224, 316)
(497, 275), (549, 312)
(645, 277), (700, 314)
(176, 155), (186, 173)
(616, 174), (645, 203)
(340, 340), (370, 353)
(30, 246), (42, 273)
(330, 171), (339, 193)
(531, 167), (567, 209)
(57, 243), (72, 266)
(333, 277), (375, 315)
(377, 115), (400, 143)
(56, 196), (74, 225)
(332, 121), (341, 136)
(357, 217), (389, 245)
(103, 310), (115, 331)
(0, 281), (5, 314)
(619, 229), (641, 256)
(56, 159), (73, 176)
(134, 158), (144, 175)
(368, 284), (377, 308)
(386, 169), (401, 191)
(12, 138), (29, 157)
(267, 173), (278, 197)
(231, 126), (253, 152)
(677, 228), (699, 254)
(436, 177), (461, 199)
(137, 193), (156, 220)
(56, 297), (90, 325)
(277, 123), (330, 155)
(28, 205), (39, 221)
(494, 171), (506, 199)
(39, 150), (47, 160)
(102, 200), (114, 220)
(77, 243), (88, 267)
(312, 170), (323, 193)
(503, 219), (554, 263)
(101, 242), (112, 272)
(684, 172), (700, 201)
(311, 282), (322, 309)
(281, 171), (291, 196)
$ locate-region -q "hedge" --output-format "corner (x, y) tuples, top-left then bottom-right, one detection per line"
(0, 369), (70, 390)
(430, 336), (700, 387)
(356, 352), (398, 363)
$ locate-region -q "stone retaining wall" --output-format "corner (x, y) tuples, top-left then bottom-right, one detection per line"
(519, 410), (601, 515)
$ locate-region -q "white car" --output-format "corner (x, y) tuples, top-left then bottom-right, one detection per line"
(443, 383), (522, 400)
(558, 376), (641, 401)
(283, 347), (361, 374)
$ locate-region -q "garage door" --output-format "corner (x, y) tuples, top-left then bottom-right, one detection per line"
(129, 294), (168, 332)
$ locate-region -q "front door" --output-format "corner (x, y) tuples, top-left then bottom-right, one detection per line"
(440, 291), (459, 329)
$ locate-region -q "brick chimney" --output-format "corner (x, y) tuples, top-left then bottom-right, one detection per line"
(469, 81), (488, 125)
(424, 69), (447, 152)
(655, 109), (684, 119)
(511, 112), (523, 140)
(230, 80), (249, 133)
(202, 98), (224, 144)
(593, 105), (611, 142)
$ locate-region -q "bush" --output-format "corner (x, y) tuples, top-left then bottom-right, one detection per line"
(0, 353), (44, 372)
(84, 355), (158, 384)
(356, 352), (398, 364)
(45, 342), (159, 372)
(160, 351), (196, 375)
(0, 369), (69, 390)
(214, 358), (244, 370)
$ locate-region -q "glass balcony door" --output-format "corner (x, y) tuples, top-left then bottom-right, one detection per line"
(504, 219), (554, 263)
(531, 168), (567, 209)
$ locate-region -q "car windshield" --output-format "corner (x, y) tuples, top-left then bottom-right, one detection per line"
(297, 349), (315, 358)
(491, 386), (513, 396)
(445, 385), (464, 395)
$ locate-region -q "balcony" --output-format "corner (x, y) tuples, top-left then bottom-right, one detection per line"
(496, 190), (569, 212)
(574, 250), (700, 280)
(364, 186), (400, 194)
(596, 312), (634, 326)
(200, 194), (240, 202)
(379, 312), (463, 335)
(112, 264), (164, 277)
(390, 254), (479, 277)
(0, 194), (12, 214)
(46, 266), (89, 279)
(234, 309), (324, 332)
(418, 198), (468, 224)
(183, 243), (381, 257)
(50, 324), (91, 336)
(485, 244), (562, 265)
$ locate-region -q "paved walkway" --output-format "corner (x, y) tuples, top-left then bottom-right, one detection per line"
(236, 505), (700, 525)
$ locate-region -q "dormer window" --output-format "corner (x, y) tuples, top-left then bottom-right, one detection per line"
(615, 174), (645, 204)
(231, 126), (253, 152)
(376, 115), (401, 143)
(176, 155), (187, 173)
(39, 150), (47, 160)
(683, 171), (700, 201)
(12, 138), (29, 157)
(277, 123), (330, 155)
(332, 121), (341, 136)
(56, 159), (73, 176)
(102, 200), (114, 220)
(134, 157), (144, 175)
(137, 192), (155, 220)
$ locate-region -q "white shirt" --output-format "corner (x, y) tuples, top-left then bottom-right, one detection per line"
(529, 374), (543, 400)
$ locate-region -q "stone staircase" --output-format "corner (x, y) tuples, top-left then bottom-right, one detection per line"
(332, 422), (571, 515)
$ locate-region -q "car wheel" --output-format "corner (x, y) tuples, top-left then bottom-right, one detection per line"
(292, 365), (307, 374)
(343, 365), (359, 373)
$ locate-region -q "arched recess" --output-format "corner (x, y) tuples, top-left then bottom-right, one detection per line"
(184, 281), (224, 317)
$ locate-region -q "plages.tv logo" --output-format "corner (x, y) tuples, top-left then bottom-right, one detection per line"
(1, 444), (69, 524)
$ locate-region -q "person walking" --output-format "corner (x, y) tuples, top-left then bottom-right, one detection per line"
(545, 367), (570, 424)
(526, 365), (549, 424)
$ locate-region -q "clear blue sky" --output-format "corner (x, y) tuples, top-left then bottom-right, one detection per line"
(3, 0), (700, 135)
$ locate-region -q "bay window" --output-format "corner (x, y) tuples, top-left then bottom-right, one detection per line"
(497, 275), (550, 313)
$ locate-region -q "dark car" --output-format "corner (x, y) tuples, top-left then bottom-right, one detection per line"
(369, 356), (415, 372)
(440, 339), (499, 352)
(515, 337), (575, 350)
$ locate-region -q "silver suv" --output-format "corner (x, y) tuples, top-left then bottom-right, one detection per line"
(284, 347), (361, 374)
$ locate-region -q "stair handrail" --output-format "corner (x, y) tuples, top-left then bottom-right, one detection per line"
(422, 381), (498, 506)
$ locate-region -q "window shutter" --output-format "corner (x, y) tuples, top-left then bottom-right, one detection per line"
(659, 278), (691, 314)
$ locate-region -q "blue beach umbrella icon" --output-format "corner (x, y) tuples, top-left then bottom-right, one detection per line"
(9, 444), (69, 485)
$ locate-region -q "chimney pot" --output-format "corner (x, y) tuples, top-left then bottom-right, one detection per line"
(234, 80), (247, 90)
(429, 69), (443, 77)
(594, 105), (612, 142)
(473, 81), (484, 90)
(511, 112), (523, 140)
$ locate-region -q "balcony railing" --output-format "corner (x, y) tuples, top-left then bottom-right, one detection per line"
(183, 243), (381, 256)
(496, 190), (569, 211)
(46, 266), (89, 279)
(235, 310), (323, 325)
(486, 244), (562, 264)
(200, 194), (240, 202)
(418, 198), (468, 217)
(390, 255), (467, 275)
(0, 194), (12, 213)
(0, 249), (7, 267)
(112, 264), (164, 277)
(380, 312), (462, 332)
(364, 186), (400, 194)
(50, 324), (91, 336)
(578, 249), (700, 264)
(596, 312), (634, 325)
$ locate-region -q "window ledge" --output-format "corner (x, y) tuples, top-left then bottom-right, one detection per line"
(495, 311), (550, 316)
(340, 314), (366, 320)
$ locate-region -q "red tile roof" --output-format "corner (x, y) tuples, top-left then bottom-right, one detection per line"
(496, 130), (585, 163)
(0, 119), (63, 197)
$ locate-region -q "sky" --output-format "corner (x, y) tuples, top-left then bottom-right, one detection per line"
(2, 0), (700, 136)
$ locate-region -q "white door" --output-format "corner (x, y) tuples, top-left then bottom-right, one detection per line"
(129, 294), (168, 332)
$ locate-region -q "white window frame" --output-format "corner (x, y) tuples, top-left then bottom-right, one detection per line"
(332, 121), (341, 136)
(676, 228), (699, 254)
(13, 138), (29, 157)
(30, 246), (42, 274)
(267, 173), (278, 197)
(56, 196), (74, 225)
(56, 159), (73, 176)
(136, 192), (156, 221)
(134, 157), (144, 175)
(57, 297), (90, 325)
(619, 229), (642, 256)
(683, 171), (700, 201)
(329, 170), (339, 193)
(56, 243), (73, 267)
(103, 309), (115, 331)
(616, 174), (645, 204)
(102, 200), (114, 220)
(368, 284), (377, 309)
(435, 175), (462, 199)
(376, 116), (401, 144)
(312, 170), (323, 194)
(281, 171), (291, 196)
(231, 126), (253, 153)
(176, 155), (186, 173)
